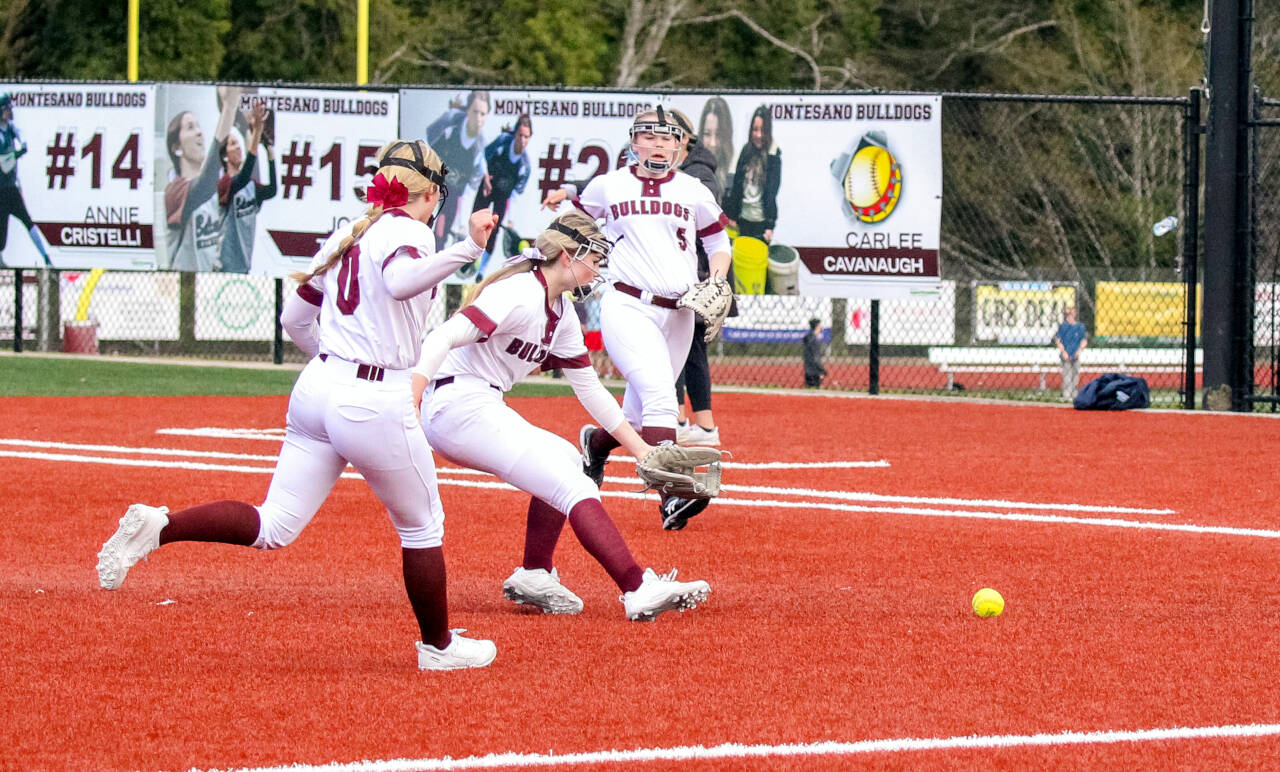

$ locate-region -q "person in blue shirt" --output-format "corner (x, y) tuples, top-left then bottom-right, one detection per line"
(469, 113), (532, 279)
(0, 93), (52, 267)
(1053, 306), (1088, 401)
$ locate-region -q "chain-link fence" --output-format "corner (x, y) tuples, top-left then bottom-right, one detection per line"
(2, 92), (1211, 408)
(1250, 2), (1280, 410)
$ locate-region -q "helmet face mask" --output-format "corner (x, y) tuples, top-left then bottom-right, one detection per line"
(549, 220), (612, 301)
(629, 108), (685, 175)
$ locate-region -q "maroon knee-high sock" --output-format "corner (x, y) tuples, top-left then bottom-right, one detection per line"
(640, 426), (678, 446)
(522, 498), (566, 571)
(588, 425), (622, 456)
(403, 546), (450, 650)
(567, 499), (644, 593)
(158, 500), (260, 546)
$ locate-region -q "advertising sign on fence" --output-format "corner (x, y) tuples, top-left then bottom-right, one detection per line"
(844, 281), (956, 344)
(973, 282), (1078, 344)
(153, 85), (399, 278)
(1094, 281), (1201, 344)
(0, 83), (156, 270)
(398, 89), (942, 296)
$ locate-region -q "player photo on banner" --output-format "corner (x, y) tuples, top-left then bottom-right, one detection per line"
(399, 89), (942, 297)
(154, 85), (397, 277)
(0, 83), (156, 270)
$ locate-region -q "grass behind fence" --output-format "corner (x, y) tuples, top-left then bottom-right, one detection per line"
(0, 354), (585, 398)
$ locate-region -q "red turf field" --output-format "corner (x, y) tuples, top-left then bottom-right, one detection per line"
(2, 392), (1279, 771)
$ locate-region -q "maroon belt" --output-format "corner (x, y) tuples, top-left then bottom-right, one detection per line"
(614, 282), (680, 310)
(319, 353), (385, 382)
(435, 375), (500, 392)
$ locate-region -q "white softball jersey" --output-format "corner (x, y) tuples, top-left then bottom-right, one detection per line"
(577, 165), (730, 299)
(299, 210), (446, 371)
(434, 269), (592, 391)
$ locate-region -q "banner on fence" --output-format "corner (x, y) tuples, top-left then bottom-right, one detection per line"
(1094, 281), (1200, 344)
(0, 84), (156, 270)
(153, 85), (398, 277)
(398, 89), (942, 295)
(973, 282), (1078, 344)
(721, 296), (834, 343)
(844, 281), (956, 344)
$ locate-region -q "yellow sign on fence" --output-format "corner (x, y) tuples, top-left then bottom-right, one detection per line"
(1095, 282), (1201, 344)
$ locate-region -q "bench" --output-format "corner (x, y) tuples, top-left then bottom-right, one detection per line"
(927, 346), (1203, 390)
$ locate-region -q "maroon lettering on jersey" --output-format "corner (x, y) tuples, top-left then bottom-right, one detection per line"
(505, 337), (549, 365)
(612, 199), (694, 222)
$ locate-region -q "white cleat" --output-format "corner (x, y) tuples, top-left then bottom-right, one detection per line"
(622, 568), (711, 622)
(502, 567), (584, 614)
(416, 630), (497, 670)
(683, 424), (720, 447)
(96, 504), (170, 590)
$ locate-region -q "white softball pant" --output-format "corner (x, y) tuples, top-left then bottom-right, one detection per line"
(599, 289), (694, 430)
(422, 375), (599, 516)
(254, 355), (446, 550)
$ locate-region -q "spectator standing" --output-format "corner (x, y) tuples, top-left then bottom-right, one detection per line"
(803, 317), (827, 388)
(1053, 306), (1088, 401)
(723, 104), (781, 243)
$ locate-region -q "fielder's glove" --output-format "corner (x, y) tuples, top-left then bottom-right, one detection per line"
(635, 441), (723, 499)
(678, 277), (733, 343)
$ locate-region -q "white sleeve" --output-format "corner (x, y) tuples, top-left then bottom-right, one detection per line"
(699, 228), (731, 259)
(576, 177), (609, 219)
(563, 365), (626, 434)
(280, 283), (322, 358)
(412, 313), (484, 381)
(383, 237), (484, 300)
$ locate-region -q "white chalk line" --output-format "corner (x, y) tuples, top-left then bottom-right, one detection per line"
(190, 721), (1280, 772)
(3, 446), (1266, 538)
(0, 438), (1167, 517)
(155, 428), (890, 470)
(156, 427), (286, 440)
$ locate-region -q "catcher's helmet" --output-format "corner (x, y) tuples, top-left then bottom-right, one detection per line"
(0, 93), (12, 111)
(629, 106), (684, 175)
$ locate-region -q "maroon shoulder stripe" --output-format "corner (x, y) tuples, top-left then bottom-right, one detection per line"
(697, 214), (730, 239)
(383, 245), (423, 270)
(296, 283), (323, 306)
(461, 305), (498, 340)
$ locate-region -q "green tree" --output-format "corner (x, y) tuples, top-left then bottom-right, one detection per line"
(0, 0), (227, 81)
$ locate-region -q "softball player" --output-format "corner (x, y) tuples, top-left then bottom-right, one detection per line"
(96, 139), (502, 671)
(410, 211), (711, 620)
(542, 108), (733, 530)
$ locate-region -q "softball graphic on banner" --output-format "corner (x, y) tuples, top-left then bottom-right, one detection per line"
(832, 131), (902, 224)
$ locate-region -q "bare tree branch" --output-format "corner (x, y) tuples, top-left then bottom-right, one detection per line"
(615, 0), (689, 88)
(401, 45), (506, 82)
(684, 9), (822, 89)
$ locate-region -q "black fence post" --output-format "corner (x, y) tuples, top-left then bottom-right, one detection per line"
(1182, 88), (1203, 410)
(273, 278), (284, 365)
(869, 299), (880, 395)
(12, 269), (21, 353)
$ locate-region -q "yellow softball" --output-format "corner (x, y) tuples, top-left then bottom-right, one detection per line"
(972, 587), (1005, 617)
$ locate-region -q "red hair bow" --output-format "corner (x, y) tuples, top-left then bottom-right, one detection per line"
(366, 172), (409, 208)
